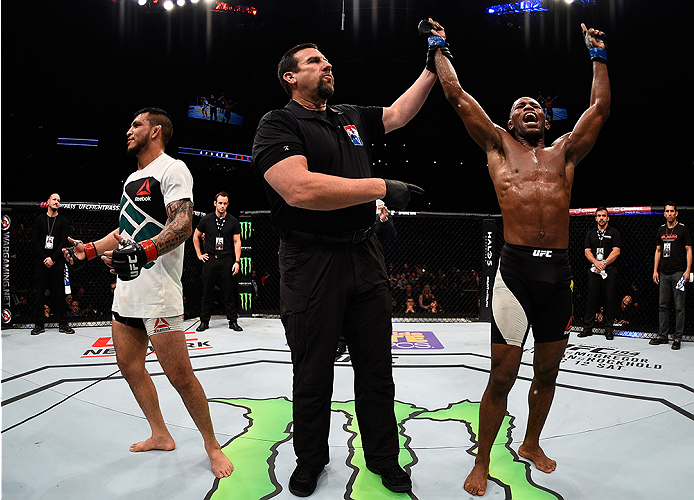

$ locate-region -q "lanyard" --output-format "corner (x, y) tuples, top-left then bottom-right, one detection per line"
(47, 215), (57, 237)
(596, 229), (605, 245)
(216, 216), (225, 235)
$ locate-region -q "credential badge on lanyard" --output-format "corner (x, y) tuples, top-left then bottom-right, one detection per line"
(596, 229), (605, 261)
(663, 242), (671, 258)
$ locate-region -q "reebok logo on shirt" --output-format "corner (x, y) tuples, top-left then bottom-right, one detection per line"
(135, 179), (152, 202)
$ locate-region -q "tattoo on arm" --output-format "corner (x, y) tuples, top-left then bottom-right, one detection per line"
(152, 200), (193, 256)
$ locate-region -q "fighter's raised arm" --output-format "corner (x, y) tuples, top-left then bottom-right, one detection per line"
(564, 23), (611, 165)
(427, 19), (504, 153)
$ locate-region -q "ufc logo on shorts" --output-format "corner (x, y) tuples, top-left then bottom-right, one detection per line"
(532, 250), (553, 258)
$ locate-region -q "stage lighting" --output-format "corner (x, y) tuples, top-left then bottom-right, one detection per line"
(177, 0), (185, 5)
(486, 1), (548, 15)
(163, 0), (174, 10)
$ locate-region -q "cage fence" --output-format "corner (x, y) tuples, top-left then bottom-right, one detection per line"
(2, 202), (692, 340)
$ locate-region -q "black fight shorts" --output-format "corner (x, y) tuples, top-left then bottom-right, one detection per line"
(491, 244), (573, 347)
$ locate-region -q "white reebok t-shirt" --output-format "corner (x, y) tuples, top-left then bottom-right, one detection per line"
(112, 153), (194, 318)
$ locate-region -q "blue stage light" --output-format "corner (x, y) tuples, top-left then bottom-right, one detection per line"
(178, 146), (252, 162)
(486, 0), (595, 16)
(57, 138), (98, 147)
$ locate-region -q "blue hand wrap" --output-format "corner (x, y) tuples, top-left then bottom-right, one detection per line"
(589, 47), (607, 62)
(428, 36), (446, 47)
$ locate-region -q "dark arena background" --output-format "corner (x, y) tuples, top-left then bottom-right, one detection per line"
(1, 0), (693, 336)
(2, 4), (694, 499)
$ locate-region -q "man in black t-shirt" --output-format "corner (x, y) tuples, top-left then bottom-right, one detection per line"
(252, 42), (434, 496)
(31, 193), (74, 335)
(193, 191), (243, 332)
(579, 207), (621, 340)
(651, 202), (692, 350)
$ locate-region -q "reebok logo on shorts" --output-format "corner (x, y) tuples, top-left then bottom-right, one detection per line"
(153, 318), (172, 334)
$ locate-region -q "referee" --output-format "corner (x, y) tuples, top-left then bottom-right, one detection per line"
(252, 43), (434, 496)
(193, 191), (243, 332)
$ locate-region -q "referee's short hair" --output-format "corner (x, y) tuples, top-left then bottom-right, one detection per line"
(278, 43), (319, 96)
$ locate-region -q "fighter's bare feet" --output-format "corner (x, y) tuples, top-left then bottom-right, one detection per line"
(464, 463), (489, 496)
(207, 446), (234, 478)
(129, 435), (176, 453)
(518, 444), (557, 473)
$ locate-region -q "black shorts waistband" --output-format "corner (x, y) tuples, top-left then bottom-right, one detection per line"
(503, 243), (568, 258)
(112, 311), (145, 329)
(282, 227), (373, 244)
(501, 243), (569, 263)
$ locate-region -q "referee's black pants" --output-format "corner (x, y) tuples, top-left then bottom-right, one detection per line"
(279, 234), (399, 470)
(200, 255), (238, 322)
(583, 267), (618, 334)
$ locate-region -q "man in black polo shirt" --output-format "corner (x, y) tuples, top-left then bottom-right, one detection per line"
(193, 191), (243, 332)
(579, 207), (621, 340)
(252, 42), (435, 496)
(651, 202), (692, 350)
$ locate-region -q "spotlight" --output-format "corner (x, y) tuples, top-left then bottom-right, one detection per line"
(163, 0), (174, 9)
(177, 0), (185, 5)
(138, 0), (147, 5)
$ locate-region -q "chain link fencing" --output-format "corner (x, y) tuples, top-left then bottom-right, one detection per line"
(3, 202), (692, 340)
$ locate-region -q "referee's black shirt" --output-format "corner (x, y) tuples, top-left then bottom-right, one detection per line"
(252, 99), (384, 234)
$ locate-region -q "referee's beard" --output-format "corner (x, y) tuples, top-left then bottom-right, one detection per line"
(317, 81), (334, 100)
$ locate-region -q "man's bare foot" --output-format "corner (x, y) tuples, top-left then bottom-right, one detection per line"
(207, 447), (233, 478)
(129, 435), (176, 453)
(518, 444), (557, 473)
(464, 463), (489, 496)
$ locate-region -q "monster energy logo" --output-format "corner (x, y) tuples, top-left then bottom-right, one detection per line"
(240, 221), (252, 240)
(239, 256), (251, 275)
(239, 292), (252, 311)
(205, 397), (562, 500)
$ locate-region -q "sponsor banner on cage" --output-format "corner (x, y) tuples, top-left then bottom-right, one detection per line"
(2, 215), (11, 324)
(239, 256), (252, 276)
(51, 202), (120, 211)
(392, 331), (444, 349)
(239, 292), (253, 312)
(569, 206), (653, 215)
(240, 221), (252, 240)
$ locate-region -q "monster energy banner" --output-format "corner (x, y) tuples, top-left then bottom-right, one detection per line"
(239, 220), (252, 241)
(238, 215), (253, 316)
(239, 292), (252, 313)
